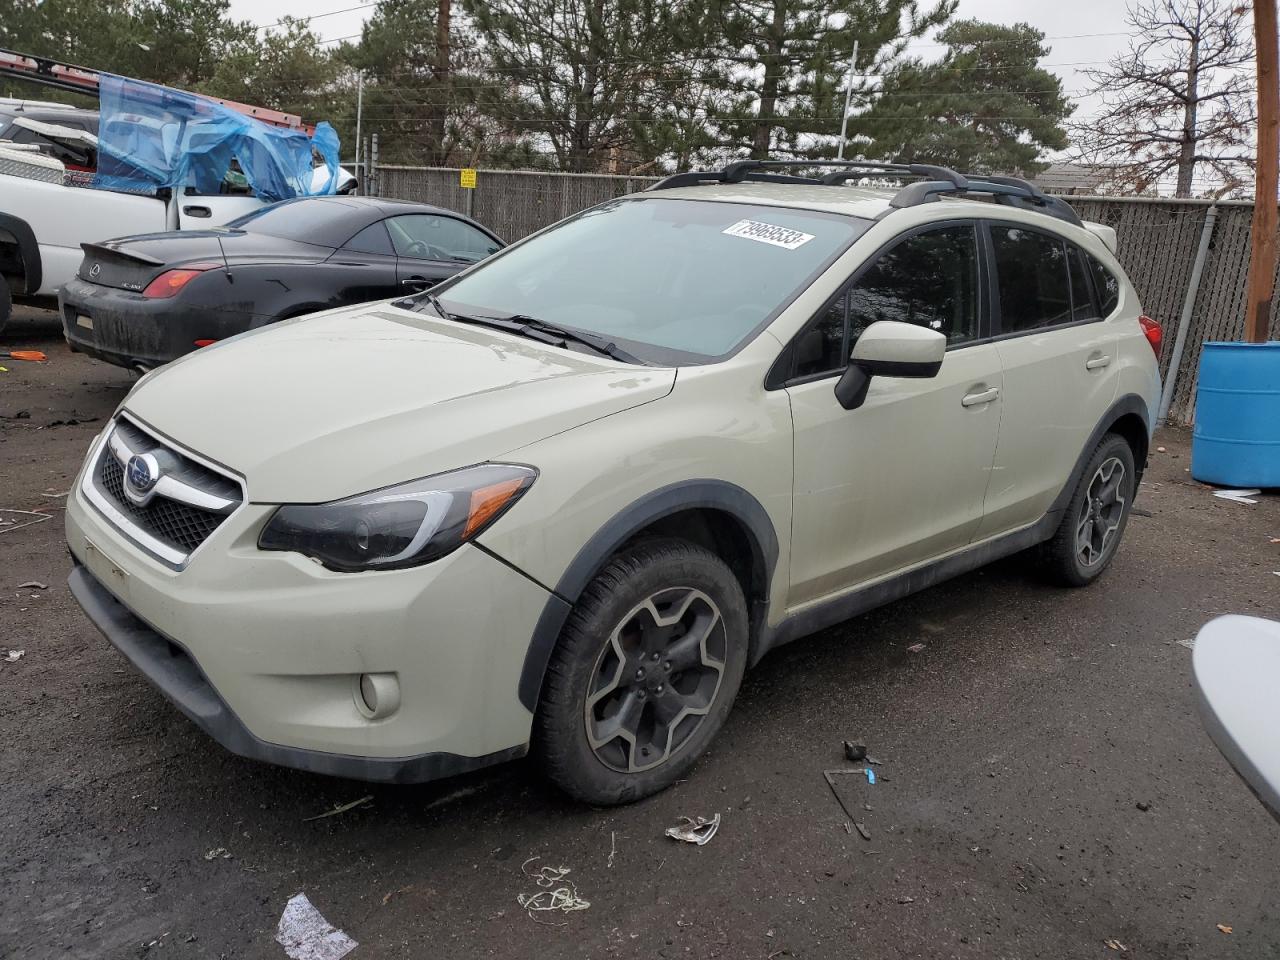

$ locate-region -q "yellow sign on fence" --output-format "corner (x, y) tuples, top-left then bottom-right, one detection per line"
(460, 168), (477, 189)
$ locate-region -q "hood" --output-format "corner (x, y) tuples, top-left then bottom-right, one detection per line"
(123, 304), (676, 502)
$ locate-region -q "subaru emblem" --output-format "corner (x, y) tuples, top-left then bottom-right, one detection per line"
(126, 454), (158, 492)
(89, 263), (101, 279)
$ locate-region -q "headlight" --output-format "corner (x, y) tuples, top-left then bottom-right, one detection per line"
(258, 463), (536, 572)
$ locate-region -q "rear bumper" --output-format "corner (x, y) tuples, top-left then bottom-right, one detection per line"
(68, 563), (525, 783)
(59, 277), (255, 369)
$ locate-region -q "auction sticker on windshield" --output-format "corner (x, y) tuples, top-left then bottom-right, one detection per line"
(722, 219), (815, 250)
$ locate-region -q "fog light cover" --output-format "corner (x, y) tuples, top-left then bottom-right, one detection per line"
(356, 672), (400, 719)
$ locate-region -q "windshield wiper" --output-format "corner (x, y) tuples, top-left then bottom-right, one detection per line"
(424, 302), (644, 365)
(495, 313), (645, 365)
(424, 291), (454, 322)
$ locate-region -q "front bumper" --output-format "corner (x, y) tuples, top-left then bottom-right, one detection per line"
(66, 471), (561, 783)
(59, 277), (256, 370)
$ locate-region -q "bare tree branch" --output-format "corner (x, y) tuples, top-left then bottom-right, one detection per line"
(1071, 0), (1257, 197)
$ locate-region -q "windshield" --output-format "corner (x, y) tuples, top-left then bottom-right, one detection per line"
(430, 197), (868, 364)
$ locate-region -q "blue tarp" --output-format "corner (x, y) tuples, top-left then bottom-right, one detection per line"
(93, 74), (339, 202)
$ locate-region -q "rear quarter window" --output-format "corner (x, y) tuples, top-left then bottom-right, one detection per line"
(1086, 252), (1121, 316)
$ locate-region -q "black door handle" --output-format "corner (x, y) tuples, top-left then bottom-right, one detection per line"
(183, 205), (212, 218)
(401, 277), (436, 289)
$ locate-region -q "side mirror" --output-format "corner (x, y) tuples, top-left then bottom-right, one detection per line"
(834, 321), (946, 410)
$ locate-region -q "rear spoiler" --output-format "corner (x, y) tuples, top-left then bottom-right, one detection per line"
(80, 241), (164, 266)
(1083, 221), (1117, 254)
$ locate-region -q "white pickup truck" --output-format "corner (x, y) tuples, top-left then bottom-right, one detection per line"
(0, 146), (273, 331)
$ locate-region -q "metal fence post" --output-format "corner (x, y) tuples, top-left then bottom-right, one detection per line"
(1158, 203), (1219, 424)
(370, 134), (379, 198)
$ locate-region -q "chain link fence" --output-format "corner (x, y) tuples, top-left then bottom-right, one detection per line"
(376, 165), (1279, 425)
(377, 165), (660, 243)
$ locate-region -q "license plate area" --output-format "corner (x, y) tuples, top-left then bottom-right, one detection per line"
(83, 536), (131, 602)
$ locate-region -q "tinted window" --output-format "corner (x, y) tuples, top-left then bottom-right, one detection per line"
(794, 291), (849, 378)
(1086, 252), (1120, 316)
(386, 214), (500, 263)
(787, 225), (979, 381)
(848, 225), (980, 344)
(992, 226), (1072, 332)
(437, 198), (866, 364)
(1067, 246), (1098, 321)
(344, 222), (394, 256)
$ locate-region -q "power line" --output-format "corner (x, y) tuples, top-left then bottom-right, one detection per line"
(258, 3), (375, 33)
(900, 29), (1137, 50)
(336, 58), (1125, 82)
(348, 113), (1082, 124)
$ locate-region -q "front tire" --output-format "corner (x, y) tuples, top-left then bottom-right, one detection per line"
(535, 538), (749, 805)
(1039, 433), (1136, 587)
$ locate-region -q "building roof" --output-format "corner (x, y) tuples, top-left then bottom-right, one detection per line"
(1032, 163), (1110, 195)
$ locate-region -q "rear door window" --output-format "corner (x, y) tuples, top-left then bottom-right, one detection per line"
(991, 226), (1073, 333)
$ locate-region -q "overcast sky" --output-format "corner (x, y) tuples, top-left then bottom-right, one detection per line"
(226, 0), (1137, 122)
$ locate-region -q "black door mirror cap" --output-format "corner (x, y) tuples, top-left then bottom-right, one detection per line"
(833, 357), (944, 411)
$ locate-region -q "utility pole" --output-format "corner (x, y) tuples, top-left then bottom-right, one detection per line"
(836, 40), (859, 160)
(434, 0), (451, 165)
(1244, 0), (1278, 343)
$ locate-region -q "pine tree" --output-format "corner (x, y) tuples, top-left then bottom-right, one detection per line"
(460, 0), (708, 172)
(848, 20), (1072, 175)
(700, 0), (953, 159)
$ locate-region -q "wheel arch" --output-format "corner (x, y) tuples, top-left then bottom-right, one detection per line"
(1048, 393), (1152, 521)
(0, 213), (41, 295)
(515, 481), (780, 713)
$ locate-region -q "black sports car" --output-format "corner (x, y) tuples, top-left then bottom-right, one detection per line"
(60, 196), (504, 371)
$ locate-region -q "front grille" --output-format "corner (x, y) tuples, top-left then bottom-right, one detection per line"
(85, 416), (244, 566)
(98, 455), (226, 554)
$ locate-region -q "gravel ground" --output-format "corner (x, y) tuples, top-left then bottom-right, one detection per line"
(2, 305), (1279, 960)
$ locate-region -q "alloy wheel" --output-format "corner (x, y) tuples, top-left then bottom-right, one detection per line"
(584, 587), (727, 774)
(1076, 456), (1127, 567)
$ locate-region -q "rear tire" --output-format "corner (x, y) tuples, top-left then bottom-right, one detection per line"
(535, 538), (749, 805)
(1038, 433), (1136, 587)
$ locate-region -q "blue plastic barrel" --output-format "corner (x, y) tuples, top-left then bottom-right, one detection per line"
(1191, 341), (1280, 488)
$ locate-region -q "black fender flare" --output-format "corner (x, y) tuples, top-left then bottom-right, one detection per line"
(0, 213), (42, 295)
(1046, 392), (1152, 522)
(514, 480), (780, 712)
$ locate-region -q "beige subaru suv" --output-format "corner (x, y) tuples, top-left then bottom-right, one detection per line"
(65, 161), (1162, 804)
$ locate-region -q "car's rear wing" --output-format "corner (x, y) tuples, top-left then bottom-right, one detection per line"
(1082, 222), (1118, 254)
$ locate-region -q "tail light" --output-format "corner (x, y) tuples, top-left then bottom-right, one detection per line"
(141, 263), (219, 299)
(1139, 315), (1162, 359)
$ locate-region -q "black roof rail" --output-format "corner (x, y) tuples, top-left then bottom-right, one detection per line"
(648, 158), (1082, 228)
